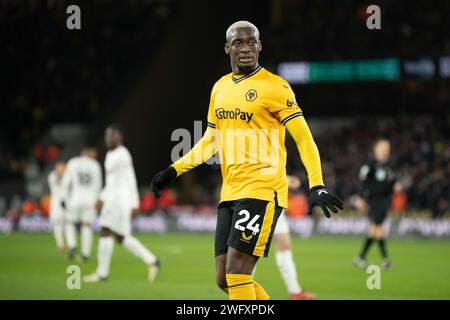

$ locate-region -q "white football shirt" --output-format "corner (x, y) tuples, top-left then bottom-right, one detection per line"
(62, 156), (102, 207)
(99, 145), (139, 210)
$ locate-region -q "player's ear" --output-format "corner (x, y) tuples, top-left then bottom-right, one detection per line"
(224, 43), (230, 55)
(258, 40), (262, 52)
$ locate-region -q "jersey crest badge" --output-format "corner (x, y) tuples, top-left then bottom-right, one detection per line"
(245, 89), (257, 102)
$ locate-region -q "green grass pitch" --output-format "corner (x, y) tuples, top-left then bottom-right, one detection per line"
(1, 232), (449, 299)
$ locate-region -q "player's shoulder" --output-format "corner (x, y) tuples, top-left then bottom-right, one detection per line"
(359, 163), (372, 180)
(117, 145), (132, 159)
(212, 73), (233, 90)
(262, 68), (292, 89)
(93, 158), (102, 167)
(361, 160), (374, 168)
(360, 161), (375, 173)
(67, 156), (78, 163)
(86, 158), (102, 174)
(67, 156), (80, 167)
(84, 156), (101, 166)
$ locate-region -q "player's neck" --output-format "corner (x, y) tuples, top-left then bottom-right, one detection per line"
(108, 144), (122, 151)
(232, 63), (260, 76)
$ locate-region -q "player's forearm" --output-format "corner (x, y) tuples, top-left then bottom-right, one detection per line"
(171, 126), (217, 176)
(286, 116), (324, 188)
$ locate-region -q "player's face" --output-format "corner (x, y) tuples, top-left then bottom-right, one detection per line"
(225, 27), (261, 74)
(104, 128), (122, 150)
(374, 140), (391, 162)
(55, 162), (65, 176)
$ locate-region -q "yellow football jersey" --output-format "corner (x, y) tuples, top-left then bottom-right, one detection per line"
(205, 66), (304, 208)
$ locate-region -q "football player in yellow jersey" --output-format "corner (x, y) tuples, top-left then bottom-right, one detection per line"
(151, 21), (343, 300)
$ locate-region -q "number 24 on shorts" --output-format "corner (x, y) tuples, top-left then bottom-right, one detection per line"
(234, 210), (261, 235)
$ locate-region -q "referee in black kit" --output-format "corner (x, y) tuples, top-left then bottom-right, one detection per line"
(353, 139), (399, 270)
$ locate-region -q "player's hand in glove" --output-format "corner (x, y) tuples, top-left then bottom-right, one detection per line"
(151, 166), (177, 198)
(60, 201), (66, 210)
(309, 185), (344, 218)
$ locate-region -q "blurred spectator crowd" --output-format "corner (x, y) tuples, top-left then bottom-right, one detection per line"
(0, 0), (177, 183)
(0, 0), (177, 221)
(265, 0), (450, 61)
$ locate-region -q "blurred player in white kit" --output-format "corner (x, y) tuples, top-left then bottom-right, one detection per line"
(253, 175), (316, 299)
(84, 124), (160, 283)
(61, 147), (102, 261)
(272, 175), (315, 300)
(47, 160), (67, 252)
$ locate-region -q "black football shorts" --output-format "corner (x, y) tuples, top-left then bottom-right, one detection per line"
(368, 198), (390, 225)
(215, 197), (283, 258)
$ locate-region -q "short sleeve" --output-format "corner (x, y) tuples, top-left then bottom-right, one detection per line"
(359, 164), (370, 181)
(266, 78), (303, 126)
(206, 84), (217, 129)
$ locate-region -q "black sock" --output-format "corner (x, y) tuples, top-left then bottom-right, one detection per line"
(378, 239), (388, 259)
(359, 237), (374, 259)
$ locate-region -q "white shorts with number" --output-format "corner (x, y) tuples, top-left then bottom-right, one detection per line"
(274, 210), (290, 235)
(98, 201), (131, 236)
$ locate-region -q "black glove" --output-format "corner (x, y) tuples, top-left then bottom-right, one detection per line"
(60, 201), (66, 210)
(151, 166), (177, 198)
(309, 185), (344, 218)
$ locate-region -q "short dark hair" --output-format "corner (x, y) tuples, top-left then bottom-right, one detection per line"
(82, 145), (97, 152)
(374, 137), (390, 144)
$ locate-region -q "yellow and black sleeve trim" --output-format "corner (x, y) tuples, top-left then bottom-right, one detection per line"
(207, 122), (216, 129)
(281, 112), (303, 125)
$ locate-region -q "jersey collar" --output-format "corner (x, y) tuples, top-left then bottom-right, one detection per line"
(231, 65), (262, 84)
